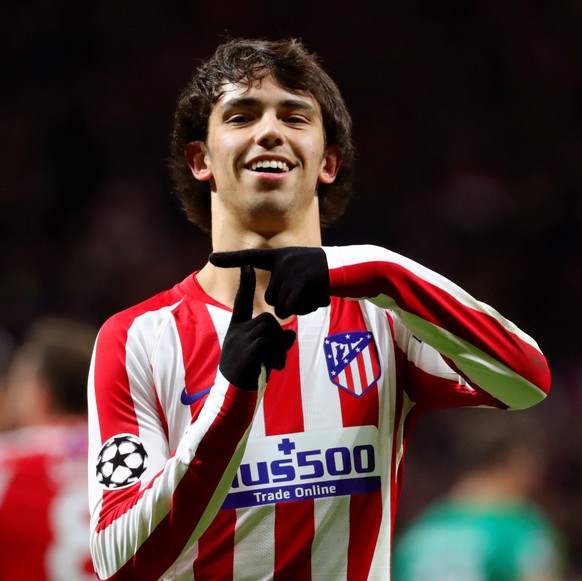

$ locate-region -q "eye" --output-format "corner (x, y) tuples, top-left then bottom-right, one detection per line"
(285, 114), (309, 125)
(226, 113), (253, 125)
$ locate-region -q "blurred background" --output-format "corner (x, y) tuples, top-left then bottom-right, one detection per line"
(1, 0), (580, 577)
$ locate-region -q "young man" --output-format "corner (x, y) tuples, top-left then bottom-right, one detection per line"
(88, 38), (551, 580)
(0, 317), (97, 580)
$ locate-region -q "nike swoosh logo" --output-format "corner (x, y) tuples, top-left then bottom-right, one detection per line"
(180, 386), (212, 406)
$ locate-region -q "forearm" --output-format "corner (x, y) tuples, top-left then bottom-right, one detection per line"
(89, 367), (263, 581)
(323, 245), (551, 409)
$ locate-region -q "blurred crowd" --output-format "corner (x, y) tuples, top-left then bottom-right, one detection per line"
(0, 317), (96, 579)
(1, 0), (581, 578)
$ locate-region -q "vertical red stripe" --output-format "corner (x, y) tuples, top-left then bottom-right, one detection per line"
(263, 318), (303, 434)
(94, 315), (140, 442)
(173, 303), (222, 421)
(273, 502), (314, 581)
(347, 492), (384, 581)
(262, 319), (315, 580)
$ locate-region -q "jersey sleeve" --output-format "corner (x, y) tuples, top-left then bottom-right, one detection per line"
(87, 310), (266, 581)
(323, 245), (550, 410)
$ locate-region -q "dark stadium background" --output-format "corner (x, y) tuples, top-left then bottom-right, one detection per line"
(2, 1), (581, 575)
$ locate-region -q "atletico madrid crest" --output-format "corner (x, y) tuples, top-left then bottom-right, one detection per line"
(324, 331), (381, 397)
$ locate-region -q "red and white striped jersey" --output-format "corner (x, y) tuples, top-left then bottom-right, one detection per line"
(88, 245), (550, 581)
(0, 421), (95, 580)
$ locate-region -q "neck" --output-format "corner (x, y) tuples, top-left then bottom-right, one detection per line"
(210, 194), (323, 251)
(197, 197), (322, 319)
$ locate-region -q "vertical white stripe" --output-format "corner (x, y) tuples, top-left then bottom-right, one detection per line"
(312, 497), (349, 580)
(129, 304), (186, 467)
(358, 302), (398, 577)
(152, 309), (189, 453)
(337, 370), (346, 391)
(233, 506), (275, 581)
(298, 309), (344, 431)
(349, 358), (363, 395)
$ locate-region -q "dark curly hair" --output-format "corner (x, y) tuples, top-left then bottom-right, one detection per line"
(169, 38), (356, 233)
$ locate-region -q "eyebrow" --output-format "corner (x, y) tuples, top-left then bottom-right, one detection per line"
(218, 96), (316, 112)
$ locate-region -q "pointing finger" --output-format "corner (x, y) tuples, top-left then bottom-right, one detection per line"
(231, 265), (255, 323)
(210, 249), (278, 272)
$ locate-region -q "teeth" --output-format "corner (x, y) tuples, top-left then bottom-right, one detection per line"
(250, 160), (290, 172)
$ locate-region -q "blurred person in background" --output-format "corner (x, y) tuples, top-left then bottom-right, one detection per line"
(392, 412), (562, 581)
(88, 38), (550, 580)
(0, 317), (97, 580)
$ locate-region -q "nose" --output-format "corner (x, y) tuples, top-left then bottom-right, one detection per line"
(254, 113), (284, 148)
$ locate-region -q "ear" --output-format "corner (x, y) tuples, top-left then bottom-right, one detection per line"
(318, 145), (342, 184)
(185, 141), (213, 181)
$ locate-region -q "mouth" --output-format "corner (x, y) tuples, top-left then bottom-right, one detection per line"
(246, 159), (293, 174)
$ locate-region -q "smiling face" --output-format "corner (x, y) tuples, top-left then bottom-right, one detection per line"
(185, 75), (340, 237)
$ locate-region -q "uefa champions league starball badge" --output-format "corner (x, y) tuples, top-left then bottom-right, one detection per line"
(96, 434), (148, 489)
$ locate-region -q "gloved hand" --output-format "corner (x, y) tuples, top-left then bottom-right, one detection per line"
(219, 265), (296, 391)
(210, 247), (330, 319)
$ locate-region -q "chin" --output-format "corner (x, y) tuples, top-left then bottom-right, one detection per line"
(246, 196), (294, 216)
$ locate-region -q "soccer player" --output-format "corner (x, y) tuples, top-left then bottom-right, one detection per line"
(88, 38), (551, 580)
(0, 317), (97, 580)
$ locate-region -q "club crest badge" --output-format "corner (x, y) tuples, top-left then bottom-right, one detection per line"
(324, 331), (381, 397)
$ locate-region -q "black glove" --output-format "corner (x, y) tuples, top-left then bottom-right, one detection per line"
(210, 247), (330, 319)
(219, 265), (296, 391)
